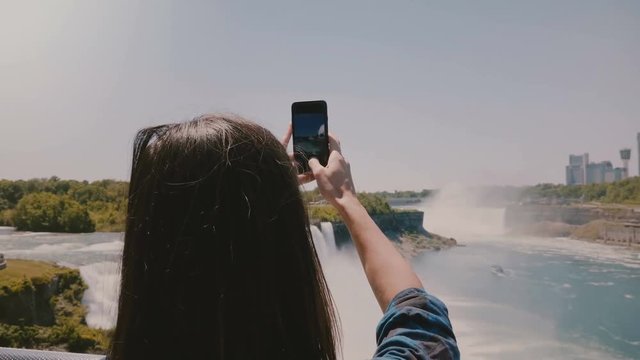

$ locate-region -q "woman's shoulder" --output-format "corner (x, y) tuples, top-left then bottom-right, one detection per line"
(373, 287), (460, 360)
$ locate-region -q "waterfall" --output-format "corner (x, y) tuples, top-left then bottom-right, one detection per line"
(310, 223), (338, 259)
(79, 261), (119, 329)
(310, 225), (328, 258)
(421, 184), (507, 239)
(320, 222), (337, 254)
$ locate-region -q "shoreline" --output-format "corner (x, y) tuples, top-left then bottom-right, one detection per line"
(505, 203), (640, 250)
(506, 220), (640, 251)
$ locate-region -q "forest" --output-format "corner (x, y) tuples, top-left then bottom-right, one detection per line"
(1, 176), (639, 232)
(0, 177), (127, 232)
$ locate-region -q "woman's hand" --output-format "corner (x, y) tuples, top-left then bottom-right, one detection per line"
(307, 134), (357, 210)
(280, 125), (356, 208)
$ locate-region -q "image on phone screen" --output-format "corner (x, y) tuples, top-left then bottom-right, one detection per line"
(292, 101), (328, 174)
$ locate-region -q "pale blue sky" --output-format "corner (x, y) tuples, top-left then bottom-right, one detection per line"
(1, 0), (639, 191)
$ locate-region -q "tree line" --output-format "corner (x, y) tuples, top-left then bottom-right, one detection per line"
(521, 177), (640, 204)
(302, 188), (433, 204)
(0, 178), (397, 232)
(374, 189), (433, 199)
(0, 177), (127, 233)
(307, 192), (394, 222)
(4, 175), (637, 232)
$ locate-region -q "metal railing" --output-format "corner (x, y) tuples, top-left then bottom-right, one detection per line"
(0, 347), (105, 360)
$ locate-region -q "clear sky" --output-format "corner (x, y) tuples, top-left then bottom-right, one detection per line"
(1, 0), (639, 191)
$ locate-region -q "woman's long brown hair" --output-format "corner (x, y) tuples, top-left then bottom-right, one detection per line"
(110, 115), (340, 359)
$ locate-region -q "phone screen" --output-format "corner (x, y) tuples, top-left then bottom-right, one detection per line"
(292, 101), (328, 174)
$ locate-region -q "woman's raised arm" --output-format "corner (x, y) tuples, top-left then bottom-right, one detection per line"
(308, 135), (423, 311)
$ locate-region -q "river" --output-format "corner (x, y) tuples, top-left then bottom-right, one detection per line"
(0, 191), (638, 359)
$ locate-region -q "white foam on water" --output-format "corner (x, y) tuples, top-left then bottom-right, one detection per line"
(495, 236), (640, 270)
(79, 261), (120, 329)
(0, 226), (15, 236)
(15, 231), (58, 237)
(30, 242), (82, 252)
(73, 241), (123, 253)
(599, 326), (640, 347)
(426, 293), (630, 360)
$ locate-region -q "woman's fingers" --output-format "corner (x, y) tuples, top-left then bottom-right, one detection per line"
(297, 172), (315, 185)
(281, 123), (292, 148)
(283, 129), (341, 186)
(308, 158), (324, 176)
(328, 133), (341, 154)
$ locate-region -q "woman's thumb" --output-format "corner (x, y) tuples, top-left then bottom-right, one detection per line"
(308, 158), (323, 175)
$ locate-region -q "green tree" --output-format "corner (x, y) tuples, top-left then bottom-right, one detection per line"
(301, 188), (323, 203)
(14, 193), (95, 233)
(70, 185), (108, 205)
(356, 193), (392, 215)
(87, 198), (127, 232)
(0, 180), (25, 207)
(0, 209), (16, 227)
(308, 205), (341, 222)
(0, 198), (10, 212)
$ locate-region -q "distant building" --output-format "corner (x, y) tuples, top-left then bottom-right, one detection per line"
(566, 153), (588, 185)
(566, 134), (637, 184)
(587, 161), (613, 184)
(566, 155), (627, 185)
(613, 167), (626, 181)
(620, 148), (631, 179)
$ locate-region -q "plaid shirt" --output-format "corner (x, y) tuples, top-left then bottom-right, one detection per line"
(372, 288), (460, 360)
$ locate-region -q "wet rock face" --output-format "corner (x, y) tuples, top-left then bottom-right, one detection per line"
(0, 261), (86, 326)
(330, 212), (424, 247)
(505, 205), (640, 247)
(0, 280), (55, 325)
(329, 211), (456, 255)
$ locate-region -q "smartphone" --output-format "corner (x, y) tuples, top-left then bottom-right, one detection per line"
(291, 100), (329, 174)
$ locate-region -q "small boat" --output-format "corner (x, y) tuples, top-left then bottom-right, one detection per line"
(490, 264), (505, 277)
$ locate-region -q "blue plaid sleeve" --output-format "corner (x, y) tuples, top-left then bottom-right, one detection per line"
(372, 288), (460, 360)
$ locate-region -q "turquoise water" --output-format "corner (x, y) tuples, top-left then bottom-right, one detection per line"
(414, 235), (640, 359)
(1, 225), (638, 359)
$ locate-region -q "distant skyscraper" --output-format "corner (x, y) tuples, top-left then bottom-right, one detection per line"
(587, 161), (614, 184)
(565, 136), (637, 185)
(620, 148), (631, 179)
(565, 153), (627, 185)
(566, 153), (588, 185)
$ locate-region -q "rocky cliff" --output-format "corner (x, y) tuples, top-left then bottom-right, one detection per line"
(505, 204), (640, 247)
(0, 259), (109, 353)
(0, 260), (85, 326)
(505, 204), (640, 227)
(325, 210), (457, 257)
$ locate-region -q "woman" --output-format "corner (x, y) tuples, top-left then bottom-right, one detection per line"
(110, 114), (459, 360)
